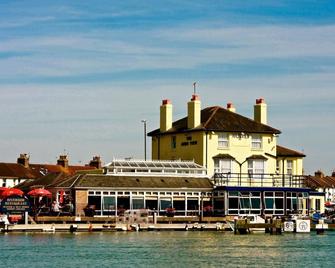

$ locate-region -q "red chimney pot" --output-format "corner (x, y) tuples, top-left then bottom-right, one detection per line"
(256, 98), (265, 104)
(162, 99), (171, 105)
(191, 94), (200, 101)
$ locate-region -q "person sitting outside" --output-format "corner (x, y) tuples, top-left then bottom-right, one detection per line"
(83, 204), (95, 217)
(51, 201), (61, 216)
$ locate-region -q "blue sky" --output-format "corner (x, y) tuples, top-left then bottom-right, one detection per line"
(0, 0), (334, 174)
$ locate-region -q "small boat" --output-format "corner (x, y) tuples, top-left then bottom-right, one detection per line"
(227, 215), (266, 233)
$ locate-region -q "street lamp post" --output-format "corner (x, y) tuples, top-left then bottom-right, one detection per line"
(141, 120), (147, 161)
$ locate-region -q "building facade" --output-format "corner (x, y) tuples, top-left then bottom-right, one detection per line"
(148, 95), (324, 216)
(149, 95), (305, 181)
(51, 159), (213, 217)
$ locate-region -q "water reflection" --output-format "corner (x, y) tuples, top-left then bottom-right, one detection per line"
(1, 232), (335, 267)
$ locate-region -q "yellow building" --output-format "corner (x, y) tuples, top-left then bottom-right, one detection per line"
(148, 95), (324, 216)
(149, 95), (305, 184)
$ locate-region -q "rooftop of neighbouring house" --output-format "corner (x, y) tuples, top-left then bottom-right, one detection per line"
(304, 171), (335, 189)
(0, 154), (100, 183)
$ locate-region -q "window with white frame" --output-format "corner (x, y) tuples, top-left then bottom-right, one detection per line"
(251, 135), (262, 149)
(218, 133), (229, 148)
(286, 192), (298, 213)
(287, 160), (293, 175)
(264, 191), (284, 215)
(214, 159), (232, 174)
(248, 159), (265, 178)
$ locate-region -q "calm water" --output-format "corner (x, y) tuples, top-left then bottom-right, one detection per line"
(1, 231), (335, 267)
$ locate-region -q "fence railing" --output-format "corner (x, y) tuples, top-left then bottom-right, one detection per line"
(213, 173), (305, 188)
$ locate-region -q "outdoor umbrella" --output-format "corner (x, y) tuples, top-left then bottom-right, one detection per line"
(0, 187), (9, 194)
(0, 188), (24, 199)
(27, 188), (52, 198)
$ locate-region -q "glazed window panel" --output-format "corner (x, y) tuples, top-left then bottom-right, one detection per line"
(251, 135), (262, 149)
(218, 133), (229, 148)
(229, 191), (238, 197)
(287, 160), (293, 175)
(251, 198), (261, 209)
(315, 199), (321, 212)
(228, 197), (238, 209)
(227, 191), (261, 215)
(171, 136), (177, 149)
(264, 192), (284, 215)
(187, 199), (199, 211)
(160, 199), (172, 210)
(145, 199), (158, 210)
(240, 197), (251, 210)
(103, 196), (116, 210)
(265, 198), (274, 209)
(286, 192), (298, 213)
(292, 198), (298, 211)
(133, 198), (145, 209)
(88, 196), (101, 210)
(248, 160), (265, 179)
(275, 198), (284, 209)
(214, 159), (232, 174)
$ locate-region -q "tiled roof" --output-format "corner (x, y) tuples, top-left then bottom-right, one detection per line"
(54, 174), (214, 190)
(277, 145), (306, 157)
(148, 106), (281, 136)
(304, 175), (335, 189)
(29, 164), (96, 176)
(16, 172), (68, 191)
(16, 169), (104, 191)
(0, 163), (40, 178)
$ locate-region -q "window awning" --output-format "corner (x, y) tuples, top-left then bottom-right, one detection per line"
(212, 154), (236, 160)
(246, 155), (268, 160)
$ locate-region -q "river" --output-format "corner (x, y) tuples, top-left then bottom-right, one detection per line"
(1, 231), (334, 267)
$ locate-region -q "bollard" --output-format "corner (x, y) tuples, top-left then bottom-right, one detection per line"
(153, 212), (157, 224)
(70, 224), (78, 233)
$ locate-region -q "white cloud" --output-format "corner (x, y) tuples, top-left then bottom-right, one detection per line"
(0, 16), (55, 29)
(1, 23), (335, 79)
(0, 12), (334, 174)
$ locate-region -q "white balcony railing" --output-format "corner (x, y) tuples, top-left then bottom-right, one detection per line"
(213, 173), (305, 188)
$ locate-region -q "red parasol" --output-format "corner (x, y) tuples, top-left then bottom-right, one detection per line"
(1, 188), (24, 198)
(27, 188), (52, 198)
(0, 187), (9, 194)
(59, 190), (64, 204)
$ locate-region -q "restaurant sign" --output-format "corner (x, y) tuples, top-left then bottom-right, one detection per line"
(0, 196), (31, 215)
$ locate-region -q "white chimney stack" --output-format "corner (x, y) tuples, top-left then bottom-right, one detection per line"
(254, 98), (267, 125)
(160, 99), (173, 132)
(187, 95), (201, 129)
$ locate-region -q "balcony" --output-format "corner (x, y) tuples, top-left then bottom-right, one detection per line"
(213, 172), (306, 188)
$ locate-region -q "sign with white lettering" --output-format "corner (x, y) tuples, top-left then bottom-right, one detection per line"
(0, 196), (31, 215)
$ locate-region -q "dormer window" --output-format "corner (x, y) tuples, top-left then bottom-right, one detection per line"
(218, 133), (229, 148)
(251, 135), (262, 149)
